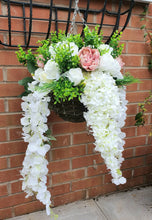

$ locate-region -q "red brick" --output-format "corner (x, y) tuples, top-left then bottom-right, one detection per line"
(0, 113), (22, 127)
(125, 68), (152, 79)
(0, 192), (32, 209)
(9, 127), (22, 140)
(137, 125), (151, 136)
(53, 190), (85, 207)
(0, 83), (24, 97)
(118, 176), (144, 190)
(0, 157), (7, 169)
(88, 184), (117, 198)
(143, 55), (151, 67)
(122, 169), (132, 179)
(0, 68), (3, 81)
(50, 183), (70, 196)
(14, 200), (45, 216)
(6, 68), (30, 82)
(48, 111), (64, 123)
(125, 136), (146, 148)
(0, 50), (20, 66)
(10, 154), (24, 168)
(122, 127), (136, 137)
(126, 83), (138, 92)
(0, 168), (21, 183)
(0, 128), (7, 141)
(51, 145), (86, 160)
(134, 165), (152, 177)
(8, 98), (22, 112)
(126, 104), (137, 115)
(122, 157), (144, 169)
(0, 207), (12, 219)
(72, 176), (103, 191)
(0, 184), (8, 196)
(51, 135), (70, 148)
(52, 122), (86, 135)
(48, 160), (70, 173)
(0, 141), (26, 156)
(125, 116), (137, 127)
(139, 80), (152, 91)
(122, 55), (141, 67)
(87, 164), (107, 177)
(72, 154), (103, 169)
(127, 91), (150, 103)
(148, 4), (152, 16)
(87, 143), (96, 154)
(122, 28), (144, 41)
(145, 173), (152, 184)
(11, 181), (22, 194)
(123, 148), (133, 159)
(52, 169), (85, 185)
(128, 42), (150, 54)
(73, 132), (94, 145)
(0, 99), (5, 112)
(146, 154), (152, 164)
(135, 145), (152, 156)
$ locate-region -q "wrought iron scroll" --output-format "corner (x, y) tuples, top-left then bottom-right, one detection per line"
(0, 0), (135, 48)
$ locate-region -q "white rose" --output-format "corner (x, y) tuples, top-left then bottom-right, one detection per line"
(34, 68), (52, 83)
(98, 44), (113, 55)
(44, 60), (60, 80)
(66, 68), (84, 86)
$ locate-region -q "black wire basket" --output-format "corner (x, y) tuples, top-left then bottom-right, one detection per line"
(49, 93), (87, 123)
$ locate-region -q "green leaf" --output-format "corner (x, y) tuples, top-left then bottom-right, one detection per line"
(27, 60), (37, 73)
(135, 112), (143, 120)
(140, 25), (146, 30)
(18, 77), (33, 86)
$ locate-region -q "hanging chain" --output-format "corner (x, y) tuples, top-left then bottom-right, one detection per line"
(69, 0), (86, 34)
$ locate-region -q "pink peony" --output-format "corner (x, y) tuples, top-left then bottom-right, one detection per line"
(78, 47), (100, 71)
(116, 56), (125, 68)
(36, 55), (45, 68)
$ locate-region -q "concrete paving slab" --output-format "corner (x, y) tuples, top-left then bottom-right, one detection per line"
(8, 200), (107, 220)
(7, 186), (152, 220)
(95, 186), (152, 220)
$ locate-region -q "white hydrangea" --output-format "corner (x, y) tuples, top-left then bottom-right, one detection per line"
(81, 70), (127, 185)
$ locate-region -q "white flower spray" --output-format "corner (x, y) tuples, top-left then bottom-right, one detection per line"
(20, 82), (55, 216)
(81, 70), (127, 185)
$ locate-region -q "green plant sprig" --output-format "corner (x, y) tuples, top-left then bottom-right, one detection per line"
(109, 31), (124, 58)
(135, 92), (152, 127)
(37, 77), (85, 104)
(53, 43), (80, 73)
(116, 73), (141, 87)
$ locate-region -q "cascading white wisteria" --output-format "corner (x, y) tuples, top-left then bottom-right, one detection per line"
(20, 82), (52, 215)
(81, 70), (127, 185)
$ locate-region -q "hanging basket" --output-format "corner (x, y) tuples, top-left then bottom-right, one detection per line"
(49, 94), (87, 123)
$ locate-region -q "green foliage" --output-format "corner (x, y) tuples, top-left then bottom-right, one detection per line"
(50, 30), (66, 44)
(67, 34), (84, 49)
(18, 77), (34, 97)
(135, 92), (152, 127)
(109, 31), (124, 58)
(38, 77), (85, 104)
(83, 25), (103, 48)
(16, 46), (37, 73)
(54, 43), (80, 73)
(148, 59), (152, 70)
(36, 39), (51, 63)
(116, 73), (141, 86)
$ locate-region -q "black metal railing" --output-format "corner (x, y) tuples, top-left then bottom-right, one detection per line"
(0, 0), (135, 48)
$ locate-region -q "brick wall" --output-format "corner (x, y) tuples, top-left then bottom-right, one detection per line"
(0, 0), (152, 219)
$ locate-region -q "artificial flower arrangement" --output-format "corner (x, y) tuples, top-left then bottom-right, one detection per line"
(16, 26), (139, 217)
